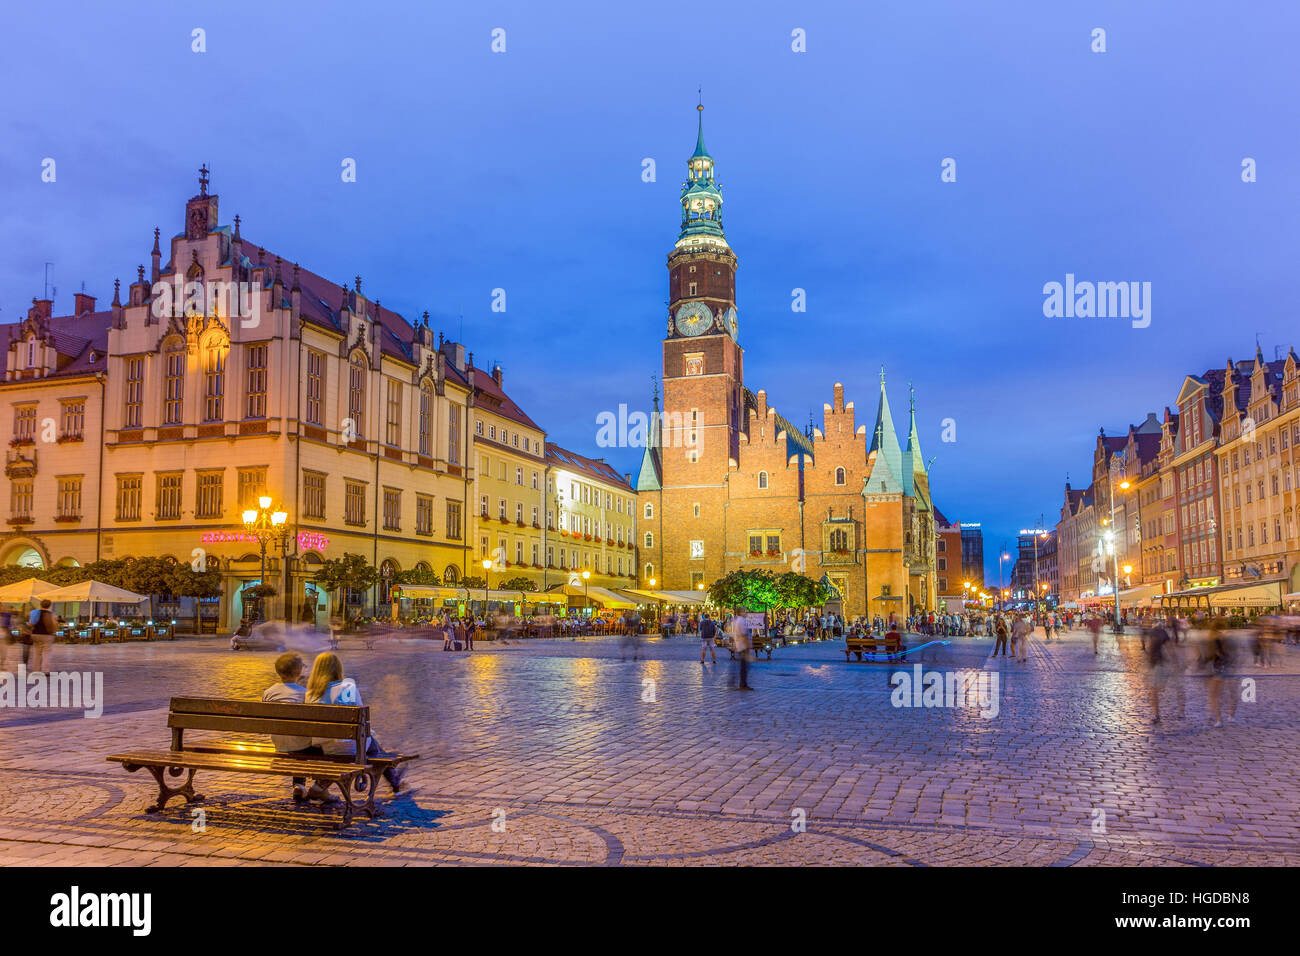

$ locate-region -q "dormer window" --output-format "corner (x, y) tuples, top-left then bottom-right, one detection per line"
(25, 340), (35, 369)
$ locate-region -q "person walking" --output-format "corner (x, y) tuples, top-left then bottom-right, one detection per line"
(729, 611), (753, 690)
(699, 613), (717, 664)
(27, 599), (57, 674)
(1202, 620), (1237, 727)
(992, 615), (1009, 657)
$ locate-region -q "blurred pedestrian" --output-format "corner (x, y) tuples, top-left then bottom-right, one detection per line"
(729, 611), (753, 690)
(27, 599), (56, 674)
(1202, 619), (1237, 727)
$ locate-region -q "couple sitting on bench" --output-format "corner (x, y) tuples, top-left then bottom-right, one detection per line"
(262, 651), (407, 803)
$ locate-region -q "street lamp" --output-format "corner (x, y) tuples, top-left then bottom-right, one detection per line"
(998, 550), (1010, 610)
(1108, 479), (1131, 631)
(581, 568), (591, 615)
(481, 557), (493, 616)
(242, 496), (290, 622)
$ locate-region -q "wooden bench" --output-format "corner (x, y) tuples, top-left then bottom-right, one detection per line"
(726, 634), (774, 660)
(106, 696), (417, 829)
(844, 633), (903, 661)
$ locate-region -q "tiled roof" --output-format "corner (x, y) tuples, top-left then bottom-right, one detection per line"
(1, 309), (110, 379)
(545, 442), (634, 491)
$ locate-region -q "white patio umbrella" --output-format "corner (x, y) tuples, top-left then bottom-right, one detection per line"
(40, 580), (149, 605)
(0, 577), (57, 604)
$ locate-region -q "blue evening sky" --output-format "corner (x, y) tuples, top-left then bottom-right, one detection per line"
(2, 1), (1297, 582)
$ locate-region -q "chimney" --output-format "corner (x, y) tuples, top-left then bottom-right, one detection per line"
(30, 298), (52, 322)
(492, 364), (503, 387)
(74, 292), (96, 316)
(440, 340), (466, 372)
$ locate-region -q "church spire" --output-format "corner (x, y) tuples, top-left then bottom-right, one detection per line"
(864, 367), (904, 494)
(903, 382), (929, 497)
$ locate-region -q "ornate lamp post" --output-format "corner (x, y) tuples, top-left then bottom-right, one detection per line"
(481, 557), (493, 617)
(242, 496), (290, 622)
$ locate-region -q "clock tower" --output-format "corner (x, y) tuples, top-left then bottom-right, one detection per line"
(658, 104), (745, 588)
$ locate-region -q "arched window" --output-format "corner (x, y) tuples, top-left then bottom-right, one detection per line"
(418, 383), (433, 457)
(203, 337), (227, 422)
(644, 532), (654, 548)
(644, 502), (653, 519)
(757, 471), (768, 489)
(379, 559), (399, 604)
(835, 467), (846, 485)
(348, 352), (366, 438)
(443, 565), (460, 584)
(645, 563), (654, 581)
(164, 339), (186, 424)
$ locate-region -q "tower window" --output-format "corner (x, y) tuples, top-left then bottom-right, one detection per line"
(758, 471), (768, 489)
(835, 467), (846, 485)
(688, 282), (697, 296)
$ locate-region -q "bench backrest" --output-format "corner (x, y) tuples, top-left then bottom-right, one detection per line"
(166, 697), (370, 764)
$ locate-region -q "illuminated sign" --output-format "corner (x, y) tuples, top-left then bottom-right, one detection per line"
(298, 532), (329, 552)
(201, 532), (258, 544)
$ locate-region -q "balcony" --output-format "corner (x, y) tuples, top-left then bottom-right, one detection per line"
(4, 447), (37, 479)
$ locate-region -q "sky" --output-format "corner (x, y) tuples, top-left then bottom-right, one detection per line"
(2, 0), (1297, 582)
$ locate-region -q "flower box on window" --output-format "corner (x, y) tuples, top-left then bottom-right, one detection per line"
(766, 549), (780, 557)
(749, 550), (762, 557)
(499, 516), (510, 525)
(516, 520), (526, 527)
(56, 434), (84, 444)
(8, 438), (33, 448)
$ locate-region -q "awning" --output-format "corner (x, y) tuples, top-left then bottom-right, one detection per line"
(1117, 583), (1166, 609)
(391, 585), (563, 604)
(554, 584), (637, 609)
(645, 589), (707, 606)
(1160, 580), (1286, 609)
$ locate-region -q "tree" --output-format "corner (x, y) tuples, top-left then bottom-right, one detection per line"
(773, 572), (832, 612)
(460, 575), (485, 590)
(315, 553), (378, 616)
(498, 576), (537, 592)
(394, 566), (441, 586)
(708, 569), (780, 614)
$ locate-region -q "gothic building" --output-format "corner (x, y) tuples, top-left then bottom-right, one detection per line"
(636, 107), (937, 617)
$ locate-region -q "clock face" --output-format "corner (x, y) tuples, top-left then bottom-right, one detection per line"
(724, 307), (738, 338)
(674, 301), (713, 337)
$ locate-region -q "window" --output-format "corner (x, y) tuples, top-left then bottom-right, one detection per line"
(189, 470), (224, 519)
(830, 528), (849, 551)
(164, 343), (185, 425)
(124, 358), (144, 428)
(56, 477), (83, 519)
(10, 479), (32, 520)
(416, 494), (433, 535)
(345, 480), (367, 526)
(835, 467), (846, 485)
(758, 471), (768, 489)
(531, 471), (539, 490)
(383, 488), (401, 531)
(516, 466), (523, 486)
(305, 349), (324, 425)
(116, 475), (142, 521)
(765, 534), (781, 554)
(693, 503), (701, 517)
(418, 385), (433, 456)
(644, 532), (654, 548)
(12, 405), (36, 442)
(516, 502), (523, 523)
(498, 499), (507, 521)
(749, 534), (762, 554)
(60, 399), (85, 439)
(476, 420), (484, 435)
(447, 405), (460, 464)
(237, 467), (267, 509)
(386, 378), (402, 446)
(156, 473), (183, 520)
(245, 344), (267, 418)
(446, 500), (462, 539)
(644, 502), (653, 519)
(303, 471), (326, 520)
(348, 353), (366, 438)
(203, 338), (227, 422)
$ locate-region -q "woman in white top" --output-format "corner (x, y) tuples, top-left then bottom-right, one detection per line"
(304, 652), (406, 792)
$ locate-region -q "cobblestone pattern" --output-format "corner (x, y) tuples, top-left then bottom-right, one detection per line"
(0, 629), (1296, 865)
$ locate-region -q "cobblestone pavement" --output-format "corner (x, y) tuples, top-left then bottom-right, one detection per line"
(1, 628), (1297, 865)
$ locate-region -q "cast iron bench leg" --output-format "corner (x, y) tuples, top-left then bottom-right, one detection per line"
(136, 765), (204, 813)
